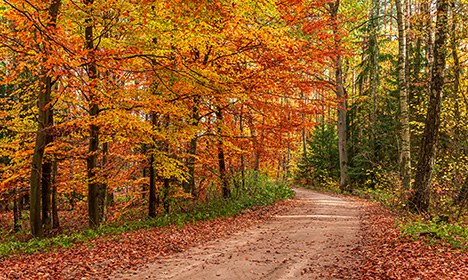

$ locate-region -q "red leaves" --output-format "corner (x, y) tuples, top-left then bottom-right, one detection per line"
(359, 202), (468, 279)
(0, 200), (292, 279)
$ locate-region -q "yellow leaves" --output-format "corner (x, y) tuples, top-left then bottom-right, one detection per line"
(152, 151), (187, 182)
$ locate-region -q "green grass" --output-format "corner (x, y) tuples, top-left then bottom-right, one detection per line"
(397, 215), (468, 249)
(0, 180), (294, 258)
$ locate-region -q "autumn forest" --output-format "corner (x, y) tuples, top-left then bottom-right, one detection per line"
(1, 0), (468, 278)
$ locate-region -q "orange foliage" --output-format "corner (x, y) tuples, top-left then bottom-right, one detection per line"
(0, 0), (351, 213)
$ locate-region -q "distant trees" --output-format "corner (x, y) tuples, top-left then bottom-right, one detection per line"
(295, 0), (468, 217)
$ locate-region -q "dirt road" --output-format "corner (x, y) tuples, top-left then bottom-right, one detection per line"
(111, 189), (362, 279)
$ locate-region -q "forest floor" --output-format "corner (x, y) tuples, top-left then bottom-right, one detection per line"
(2, 189), (468, 279)
(111, 189), (363, 279)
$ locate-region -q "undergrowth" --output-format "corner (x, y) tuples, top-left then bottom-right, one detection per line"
(397, 215), (468, 250)
(0, 178), (294, 258)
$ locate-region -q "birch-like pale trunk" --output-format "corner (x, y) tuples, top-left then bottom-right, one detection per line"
(330, 0), (350, 191)
(396, 0), (411, 190)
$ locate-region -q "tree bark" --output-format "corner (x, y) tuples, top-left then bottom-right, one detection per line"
(371, 0), (380, 161)
(85, 0), (100, 228)
(41, 108), (53, 228)
(248, 118), (261, 183)
(99, 141), (108, 223)
(450, 2), (465, 204)
(52, 160), (60, 229)
(29, 0), (61, 238)
(424, 2), (434, 86)
(396, 0), (412, 190)
(148, 112), (157, 218)
(216, 107), (230, 198)
(330, 0), (350, 191)
(410, 0), (449, 212)
(371, 0), (378, 127)
(183, 95), (200, 196)
(240, 112), (245, 190)
(13, 186), (21, 232)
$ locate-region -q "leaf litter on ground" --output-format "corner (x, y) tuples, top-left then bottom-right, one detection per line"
(359, 200), (468, 279)
(0, 199), (294, 280)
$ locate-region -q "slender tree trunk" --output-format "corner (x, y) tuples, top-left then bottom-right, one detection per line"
(29, 0), (61, 238)
(249, 119), (261, 183)
(148, 113), (157, 218)
(254, 150), (260, 182)
(371, 0), (380, 157)
(141, 143), (148, 199)
(41, 164), (51, 228)
(52, 160), (60, 229)
(240, 112), (245, 189)
(451, 3), (466, 205)
(276, 156), (282, 183)
(148, 152), (157, 217)
(286, 141), (291, 179)
(184, 95), (200, 196)
(330, 0), (350, 191)
(216, 107), (230, 198)
(405, 0), (411, 97)
(396, 0), (412, 190)
(13, 186), (21, 232)
(100, 141), (108, 223)
(302, 129), (307, 158)
(424, 2), (434, 86)
(162, 178), (170, 213)
(41, 108), (53, 228)
(451, 7), (460, 135)
(301, 92), (307, 158)
(85, 0), (100, 228)
(410, 0), (449, 212)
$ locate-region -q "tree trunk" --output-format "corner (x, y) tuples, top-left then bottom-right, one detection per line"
(301, 92), (307, 158)
(405, 0), (411, 98)
(141, 143), (148, 199)
(450, 2), (464, 204)
(30, 75), (49, 238)
(240, 112), (245, 189)
(85, 0), (100, 228)
(148, 152), (157, 217)
(410, 0), (449, 212)
(13, 186), (21, 232)
(216, 107), (230, 198)
(184, 95), (200, 196)
(41, 107), (53, 229)
(330, 0), (350, 191)
(148, 113), (157, 218)
(396, 0), (412, 190)
(99, 141), (108, 223)
(52, 160), (60, 229)
(162, 178), (170, 213)
(286, 141), (291, 180)
(29, 0), (61, 238)
(249, 119), (261, 183)
(371, 0), (380, 158)
(424, 2), (434, 86)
